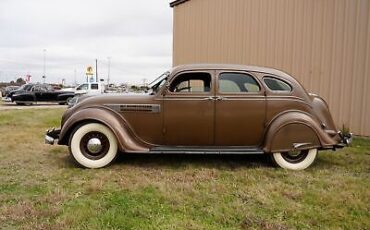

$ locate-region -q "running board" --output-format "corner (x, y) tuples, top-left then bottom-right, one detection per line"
(149, 146), (264, 155)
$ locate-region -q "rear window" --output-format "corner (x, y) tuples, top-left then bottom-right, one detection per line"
(263, 77), (292, 92)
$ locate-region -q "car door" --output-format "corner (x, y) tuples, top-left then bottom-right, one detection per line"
(214, 71), (266, 146)
(40, 84), (57, 101)
(163, 70), (215, 146)
(32, 85), (44, 101)
(34, 85), (48, 101)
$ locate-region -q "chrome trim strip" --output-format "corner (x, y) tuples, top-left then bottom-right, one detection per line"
(292, 142), (312, 149)
(105, 104), (161, 113)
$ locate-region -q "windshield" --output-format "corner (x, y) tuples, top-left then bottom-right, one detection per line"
(149, 71), (170, 94)
(76, 84), (88, 91)
(23, 84), (33, 91)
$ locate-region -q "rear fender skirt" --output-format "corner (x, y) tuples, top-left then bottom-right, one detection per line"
(58, 107), (149, 152)
(263, 111), (337, 153)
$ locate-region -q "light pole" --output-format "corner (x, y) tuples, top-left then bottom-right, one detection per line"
(107, 57), (111, 86)
(74, 69), (77, 86)
(42, 49), (46, 83)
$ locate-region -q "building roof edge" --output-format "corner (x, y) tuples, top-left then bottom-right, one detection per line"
(170, 0), (190, 8)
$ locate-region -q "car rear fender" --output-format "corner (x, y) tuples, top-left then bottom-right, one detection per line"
(58, 107), (149, 152)
(263, 110), (337, 153)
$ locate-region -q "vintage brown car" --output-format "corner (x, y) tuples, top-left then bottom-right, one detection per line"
(45, 64), (351, 170)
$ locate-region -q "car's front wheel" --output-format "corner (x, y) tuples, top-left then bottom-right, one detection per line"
(271, 149), (317, 170)
(69, 123), (118, 168)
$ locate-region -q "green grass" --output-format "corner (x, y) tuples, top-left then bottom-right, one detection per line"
(0, 109), (369, 229)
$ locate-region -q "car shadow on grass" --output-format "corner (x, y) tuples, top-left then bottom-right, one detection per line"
(114, 153), (274, 170)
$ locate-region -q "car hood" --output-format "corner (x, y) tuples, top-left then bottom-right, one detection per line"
(8, 89), (26, 96)
(75, 93), (156, 109)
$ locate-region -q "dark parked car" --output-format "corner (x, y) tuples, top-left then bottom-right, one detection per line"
(1, 86), (20, 97)
(3, 83), (34, 101)
(12, 83), (74, 105)
(45, 64), (351, 170)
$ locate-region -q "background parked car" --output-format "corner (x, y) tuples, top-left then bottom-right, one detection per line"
(3, 83), (34, 102)
(75, 82), (105, 96)
(1, 86), (20, 97)
(12, 83), (75, 105)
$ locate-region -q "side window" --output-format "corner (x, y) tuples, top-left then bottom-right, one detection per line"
(91, 84), (99, 90)
(263, 77), (292, 92)
(169, 72), (211, 93)
(32, 85), (41, 92)
(41, 85), (49, 92)
(76, 84), (88, 91)
(219, 73), (260, 93)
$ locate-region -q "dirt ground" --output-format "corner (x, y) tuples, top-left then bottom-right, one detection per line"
(0, 101), (67, 110)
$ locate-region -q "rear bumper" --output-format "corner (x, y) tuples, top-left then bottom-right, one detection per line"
(334, 131), (353, 148)
(45, 128), (61, 145)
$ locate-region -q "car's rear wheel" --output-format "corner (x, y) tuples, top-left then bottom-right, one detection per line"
(271, 149), (317, 170)
(69, 123), (118, 168)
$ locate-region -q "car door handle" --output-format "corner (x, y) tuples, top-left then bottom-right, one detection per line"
(204, 96), (224, 101)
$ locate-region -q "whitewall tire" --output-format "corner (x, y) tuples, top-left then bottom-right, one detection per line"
(272, 149), (318, 170)
(69, 123), (118, 168)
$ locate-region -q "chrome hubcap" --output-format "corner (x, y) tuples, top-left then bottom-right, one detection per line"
(87, 138), (102, 154)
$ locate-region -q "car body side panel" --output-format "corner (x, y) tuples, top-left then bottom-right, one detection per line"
(163, 95), (214, 145)
(12, 93), (36, 102)
(161, 69), (215, 146)
(270, 123), (321, 152)
(58, 107), (149, 152)
(263, 111), (338, 153)
(214, 71), (266, 146)
(118, 102), (163, 145)
(54, 64), (344, 155)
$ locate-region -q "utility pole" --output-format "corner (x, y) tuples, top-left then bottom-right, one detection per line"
(107, 57), (111, 86)
(42, 49), (46, 83)
(74, 69), (77, 86)
(95, 59), (98, 82)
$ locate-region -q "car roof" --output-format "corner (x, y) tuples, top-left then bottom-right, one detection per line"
(170, 64), (292, 79)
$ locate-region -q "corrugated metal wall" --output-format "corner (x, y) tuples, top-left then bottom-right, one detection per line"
(172, 0), (370, 136)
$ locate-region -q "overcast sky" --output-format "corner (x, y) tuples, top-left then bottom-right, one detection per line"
(0, 0), (173, 85)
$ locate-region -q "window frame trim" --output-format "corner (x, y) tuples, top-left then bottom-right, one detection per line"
(166, 70), (214, 96)
(216, 71), (264, 96)
(262, 76), (293, 94)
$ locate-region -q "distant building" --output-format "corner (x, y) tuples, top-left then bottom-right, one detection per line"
(170, 0), (370, 136)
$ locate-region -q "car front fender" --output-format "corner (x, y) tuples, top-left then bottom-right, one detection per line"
(263, 110), (337, 153)
(58, 106), (149, 152)
(12, 93), (35, 102)
(57, 93), (75, 100)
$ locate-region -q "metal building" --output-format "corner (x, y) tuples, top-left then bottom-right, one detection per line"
(170, 0), (370, 136)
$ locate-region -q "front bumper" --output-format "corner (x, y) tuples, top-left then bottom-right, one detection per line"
(2, 97), (11, 102)
(45, 128), (61, 145)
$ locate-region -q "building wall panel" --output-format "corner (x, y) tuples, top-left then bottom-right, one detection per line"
(172, 0), (370, 136)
